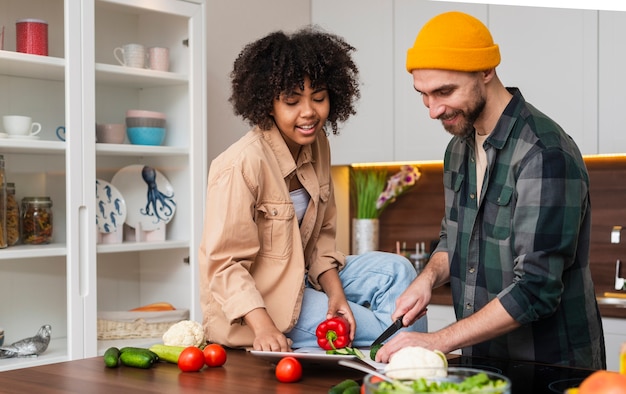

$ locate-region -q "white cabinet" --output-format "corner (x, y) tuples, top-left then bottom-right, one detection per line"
(602, 317), (625, 372)
(313, 2), (607, 163)
(311, 0), (395, 165)
(0, 0), (206, 371)
(393, 0), (488, 162)
(427, 304), (461, 355)
(598, 11), (626, 154)
(488, 5), (598, 155)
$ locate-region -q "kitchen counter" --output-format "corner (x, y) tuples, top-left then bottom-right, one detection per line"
(429, 283), (626, 319)
(0, 348), (595, 394)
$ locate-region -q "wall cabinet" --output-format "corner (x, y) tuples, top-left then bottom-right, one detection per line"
(313, 1), (613, 164)
(598, 11), (626, 154)
(0, 0), (206, 371)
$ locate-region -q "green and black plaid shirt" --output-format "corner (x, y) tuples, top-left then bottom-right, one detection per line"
(434, 88), (606, 369)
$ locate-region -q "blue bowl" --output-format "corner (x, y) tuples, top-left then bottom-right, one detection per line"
(127, 126), (165, 146)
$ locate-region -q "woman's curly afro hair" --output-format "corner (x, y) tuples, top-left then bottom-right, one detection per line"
(229, 26), (360, 135)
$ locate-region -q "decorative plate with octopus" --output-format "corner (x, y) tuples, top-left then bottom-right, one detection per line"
(110, 164), (177, 232)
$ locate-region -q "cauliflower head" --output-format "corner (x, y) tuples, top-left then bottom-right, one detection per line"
(384, 346), (447, 380)
(162, 320), (205, 347)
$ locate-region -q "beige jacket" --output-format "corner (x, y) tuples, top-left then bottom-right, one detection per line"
(198, 126), (345, 347)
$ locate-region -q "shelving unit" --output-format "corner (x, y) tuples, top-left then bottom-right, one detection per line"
(0, 0), (206, 371)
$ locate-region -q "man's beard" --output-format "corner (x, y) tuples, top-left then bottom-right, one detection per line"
(440, 88), (486, 138)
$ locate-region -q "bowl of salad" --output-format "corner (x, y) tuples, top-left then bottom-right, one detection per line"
(363, 367), (511, 394)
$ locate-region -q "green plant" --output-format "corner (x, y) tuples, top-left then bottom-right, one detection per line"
(350, 167), (388, 219)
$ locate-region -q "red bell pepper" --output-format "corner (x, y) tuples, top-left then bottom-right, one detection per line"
(315, 316), (351, 350)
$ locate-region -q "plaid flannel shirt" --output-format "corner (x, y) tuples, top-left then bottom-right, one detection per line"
(434, 88), (606, 369)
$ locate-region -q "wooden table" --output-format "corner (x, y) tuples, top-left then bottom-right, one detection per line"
(0, 349), (363, 393)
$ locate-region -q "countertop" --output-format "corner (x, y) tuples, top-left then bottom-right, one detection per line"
(430, 284), (626, 319)
(0, 348), (595, 394)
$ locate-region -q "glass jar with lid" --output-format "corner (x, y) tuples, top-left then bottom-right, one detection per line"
(0, 156), (6, 248)
(21, 196), (53, 245)
(6, 183), (20, 246)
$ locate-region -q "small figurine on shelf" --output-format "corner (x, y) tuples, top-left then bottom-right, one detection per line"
(0, 324), (51, 358)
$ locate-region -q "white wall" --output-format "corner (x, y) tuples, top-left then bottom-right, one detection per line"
(205, 0), (312, 162)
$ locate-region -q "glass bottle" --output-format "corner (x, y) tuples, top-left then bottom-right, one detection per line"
(0, 156), (6, 249)
(6, 183), (19, 246)
(21, 196), (53, 245)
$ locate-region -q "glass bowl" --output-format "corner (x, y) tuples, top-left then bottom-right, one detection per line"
(363, 367), (511, 394)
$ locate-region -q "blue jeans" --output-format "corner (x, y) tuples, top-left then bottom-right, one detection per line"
(286, 251), (427, 348)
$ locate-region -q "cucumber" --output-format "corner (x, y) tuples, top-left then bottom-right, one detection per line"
(149, 344), (187, 364)
(370, 344), (383, 361)
(103, 347), (121, 368)
(120, 349), (156, 369)
(120, 347), (159, 362)
(326, 348), (351, 355)
(328, 379), (359, 394)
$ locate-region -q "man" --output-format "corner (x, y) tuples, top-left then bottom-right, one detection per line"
(376, 11), (605, 369)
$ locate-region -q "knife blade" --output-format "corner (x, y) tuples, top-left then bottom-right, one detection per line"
(371, 315), (405, 347)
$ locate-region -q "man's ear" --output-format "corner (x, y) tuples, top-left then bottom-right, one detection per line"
(482, 68), (496, 83)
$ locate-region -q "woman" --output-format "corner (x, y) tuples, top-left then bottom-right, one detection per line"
(198, 27), (426, 352)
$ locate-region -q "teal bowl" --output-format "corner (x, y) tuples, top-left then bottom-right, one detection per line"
(127, 126), (165, 146)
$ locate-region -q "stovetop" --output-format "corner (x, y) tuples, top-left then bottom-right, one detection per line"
(447, 356), (595, 394)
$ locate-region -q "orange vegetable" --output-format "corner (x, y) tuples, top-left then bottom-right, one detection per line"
(579, 370), (626, 394)
(129, 302), (175, 312)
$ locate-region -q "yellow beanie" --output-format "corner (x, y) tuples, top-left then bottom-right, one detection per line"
(406, 11), (500, 73)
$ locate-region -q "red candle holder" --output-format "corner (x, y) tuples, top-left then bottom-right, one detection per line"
(16, 18), (48, 56)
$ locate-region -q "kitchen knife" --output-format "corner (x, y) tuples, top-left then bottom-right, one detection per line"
(371, 315), (404, 347)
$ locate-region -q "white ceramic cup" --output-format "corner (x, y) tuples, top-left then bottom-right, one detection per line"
(147, 47), (169, 71)
(114, 43), (146, 68)
(3, 115), (42, 136)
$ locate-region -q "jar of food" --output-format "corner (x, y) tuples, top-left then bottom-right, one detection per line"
(21, 196), (53, 245)
(6, 183), (19, 246)
(0, 156), (6, 249)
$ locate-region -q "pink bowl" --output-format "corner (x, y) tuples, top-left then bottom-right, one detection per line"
(125, 109), (166, 119)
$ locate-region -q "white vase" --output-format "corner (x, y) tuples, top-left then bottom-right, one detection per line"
(352, 218), (379, 255)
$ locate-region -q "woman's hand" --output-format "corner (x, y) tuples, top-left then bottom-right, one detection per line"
(326, 298), (356, 343)
(318, 268), (356, 342)
(245, 308), (293, 352)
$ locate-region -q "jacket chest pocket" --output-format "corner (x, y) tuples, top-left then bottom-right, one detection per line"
(483, 185), (514, 240)
(257, 202), (295, 258)
(443, 171), (464, 223)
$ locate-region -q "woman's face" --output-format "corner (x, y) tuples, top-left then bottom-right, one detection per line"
(271, 76), (330, 155)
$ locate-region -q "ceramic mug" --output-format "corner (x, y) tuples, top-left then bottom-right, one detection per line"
(114, 43), (146, 68)
(2, 115), (42, 136)
(147, 47), (169, 71)
(56, 126), (66, 141)
(96, 123), (126, 144)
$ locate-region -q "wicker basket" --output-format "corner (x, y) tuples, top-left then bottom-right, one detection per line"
(97, 309), (189, 340)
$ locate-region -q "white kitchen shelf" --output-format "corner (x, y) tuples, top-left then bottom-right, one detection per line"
(97, 338), (160, 356)
(96, 239), (188, 253)
(95, 63), (188, 88)
(0, 244), (66, 260)
(0, 338), (68, 372)
(96, 143), (188, 156)
(0, 139), (66, 154)
(0, 50), (65, 81)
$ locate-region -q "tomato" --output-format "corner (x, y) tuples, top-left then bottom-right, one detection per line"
(275, 356), (302, 383)
(177, 346), (205, 372)
(203, 343), (227, 367)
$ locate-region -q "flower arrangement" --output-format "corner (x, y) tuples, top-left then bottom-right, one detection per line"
(351, 165), (421, 219)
